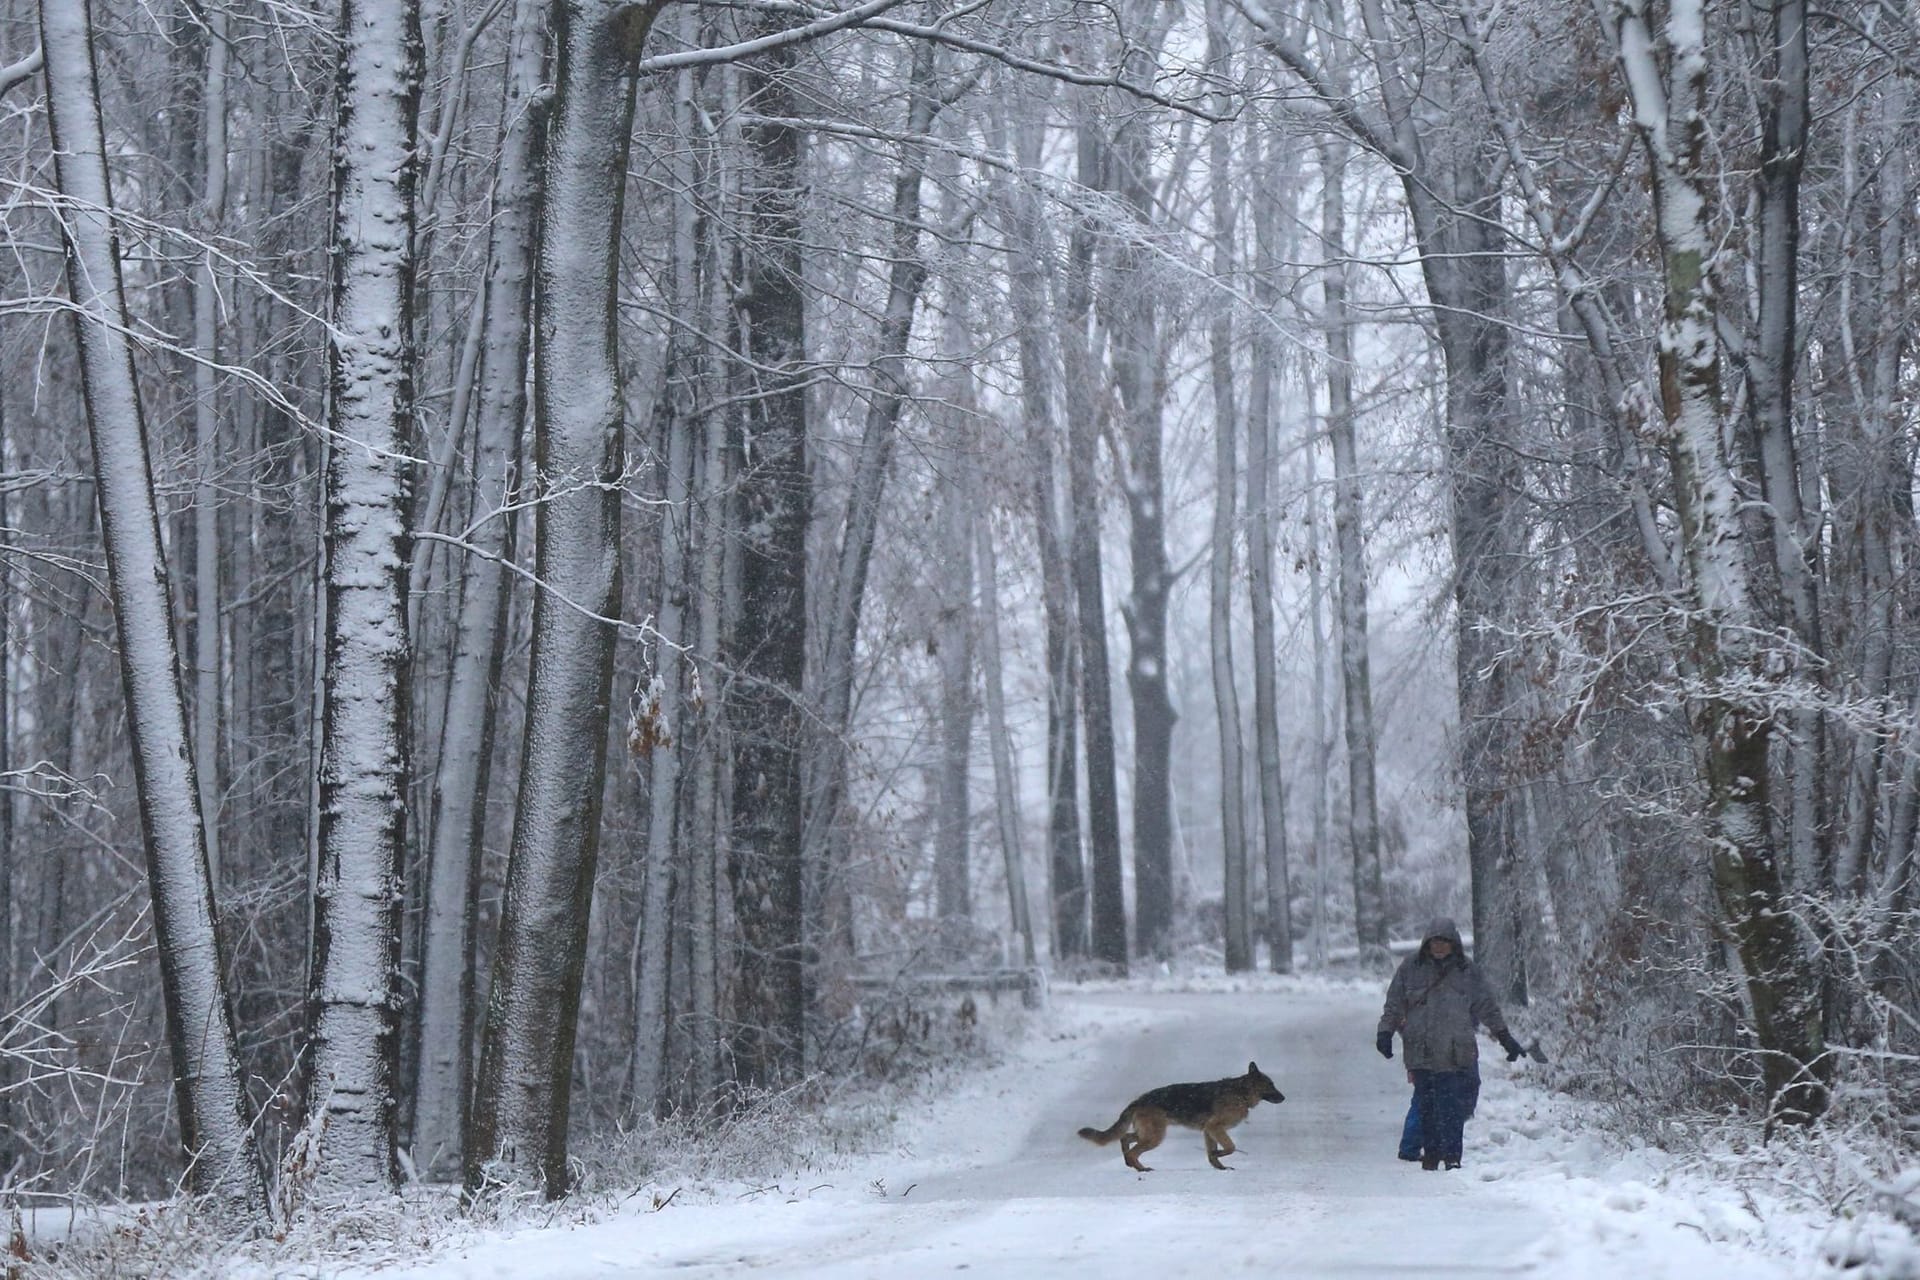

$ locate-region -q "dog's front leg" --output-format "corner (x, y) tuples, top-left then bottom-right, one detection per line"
(1203, 1127), (1233, 1170)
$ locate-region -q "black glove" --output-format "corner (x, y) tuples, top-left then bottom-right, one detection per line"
(1497, 1030), (1525, 1062)
(1376, 1030), (1394, 1059)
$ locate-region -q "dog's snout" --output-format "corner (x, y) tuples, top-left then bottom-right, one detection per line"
(1267, 1090), (1286, 1103)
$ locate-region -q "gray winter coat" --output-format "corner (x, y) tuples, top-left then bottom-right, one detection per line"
(1376, 917), (1509, 1072)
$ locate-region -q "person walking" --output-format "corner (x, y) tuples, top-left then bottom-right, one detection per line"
(1376, 917), (1523, 1171)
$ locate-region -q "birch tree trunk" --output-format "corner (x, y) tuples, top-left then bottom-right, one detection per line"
(38, 0), (267, 1224)
(467, 0), (662, 1196)
(1207, 0), (1250, 973)
(409, 0), (547, 1179)
(1612, 0), (1828, 1122)
(306, 0), (424, 1198)
(1319, 136), (1384, 957)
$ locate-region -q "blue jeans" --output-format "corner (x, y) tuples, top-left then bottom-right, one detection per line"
(1410, 1069), (1476, 1163)
(1399, 1096), (1423, 1159)
(1400, 1066), (1479, 1160)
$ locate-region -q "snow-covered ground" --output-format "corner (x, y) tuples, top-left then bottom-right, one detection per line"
(242, 975), (1893, 1280)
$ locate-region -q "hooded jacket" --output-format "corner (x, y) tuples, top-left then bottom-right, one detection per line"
(1376, 917), (1509, 1072)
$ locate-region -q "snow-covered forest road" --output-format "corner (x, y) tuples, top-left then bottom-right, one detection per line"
(372, 985), (1816, 1280)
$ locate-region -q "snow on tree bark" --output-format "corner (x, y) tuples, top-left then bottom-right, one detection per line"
(1611, 0), (1828, 1122)
(38, 0), (268, 1226)
(306, 0), (423, 1199)
(466, 0), (663, 1196)
(409, 0), (548, 1180)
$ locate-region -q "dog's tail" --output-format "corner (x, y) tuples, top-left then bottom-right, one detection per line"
(1078, 1107), (1133, 1145)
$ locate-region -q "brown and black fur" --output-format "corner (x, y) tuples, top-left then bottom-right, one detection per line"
(1077, 1061), (1285, 1171)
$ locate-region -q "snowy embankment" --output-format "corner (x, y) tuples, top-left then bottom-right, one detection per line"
(27, 974), (1914, 1278)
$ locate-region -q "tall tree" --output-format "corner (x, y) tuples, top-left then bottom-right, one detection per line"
(1318, 134), (1384, 957)
(1251, 0), (1533, 987)
(1062, 113), (1128, 972)
(409, 0), (548, 1179)
(1247, 120), (1293, 974)
(190, 4), (228, 891)
(1609, 0), (1827, 1122)
(626, 3), (703, 1120)
(728, 27), (814, 1087)
(993, 105), (1085, 958)
(1106, 12), (1176, 965)
(1207, 0), (1252, 973)
(305, 0), (424, 1198)
(38, 0), (267, 1225)
(467, 0), (665, 1196)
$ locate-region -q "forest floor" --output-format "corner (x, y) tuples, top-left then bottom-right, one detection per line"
(255, 973), (1903, 1280)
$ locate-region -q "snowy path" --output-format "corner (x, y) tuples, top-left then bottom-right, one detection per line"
(342, 982), (1841, 1279)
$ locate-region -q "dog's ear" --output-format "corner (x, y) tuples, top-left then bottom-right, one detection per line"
(1248, 1060), (1258, 1074)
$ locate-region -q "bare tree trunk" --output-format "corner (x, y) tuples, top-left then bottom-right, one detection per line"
(1061, 118), (1128, 973)
(1263, 0), (1532, 993)
(191, 4), (228, 892)
(39, 0), (267, 1225)
(408, 0), (546, 1181)
(305, 0), (424, 1198)
(997, 111), (1084, 958)
(1318, 136), (1384, 958)
(934, 470), (975, 924)
(467, 0), (663, 1196)
(627, 25), (701, 1116)
(801, 38), (940, 947)
(1207, 0), (1250, 973)
(1740, 0), (1827, 896)
(975, 502), (1036, 964)
(687, 271), (731, 1110)
(1304, 436), (1331, 969)
(0, 355), (13, 1178)
(728, 28), (811, 1090)
(1248, 123), (1292, 975)
(935, 208), (976, 925)
(1613, 0), (1827, 1123)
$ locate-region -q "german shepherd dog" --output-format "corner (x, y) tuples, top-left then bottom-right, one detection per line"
(1078, 1062), (1285, 1171)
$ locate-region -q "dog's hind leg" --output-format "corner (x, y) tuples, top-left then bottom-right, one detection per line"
(1124, 1112), (1166, 1172)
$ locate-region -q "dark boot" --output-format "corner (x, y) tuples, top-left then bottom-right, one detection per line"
(1420, 1156), (1440, 1171)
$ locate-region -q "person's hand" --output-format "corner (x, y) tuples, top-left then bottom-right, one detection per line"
(1497, 1030), (1526, 1062)
(1376, 1030), (1394, 1059)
